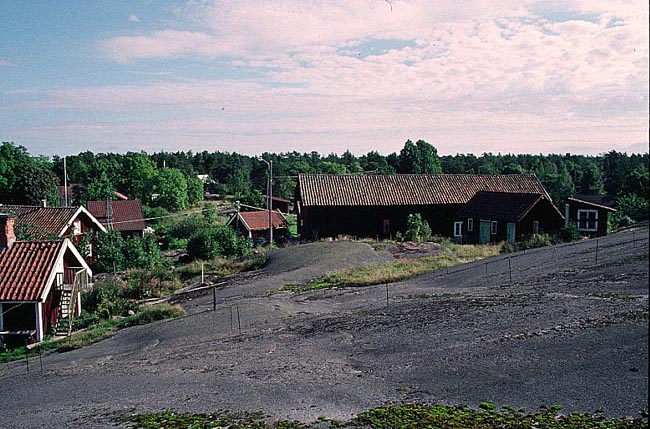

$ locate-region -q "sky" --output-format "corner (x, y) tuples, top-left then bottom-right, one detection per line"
(1, 0), (648, 158)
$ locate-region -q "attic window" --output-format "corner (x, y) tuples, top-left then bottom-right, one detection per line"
(73, 220), (82, 235)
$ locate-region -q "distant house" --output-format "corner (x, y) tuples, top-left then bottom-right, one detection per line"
(86, 200), (147, 238)
(263, 195), (292, 213)
(295, 173), (556, 240)
(0, 203), (106, 255)
(565, 196), (617, 237)
(226, 210), (290, 240)
(0, 214), (91, 346)
(455, 191), (564, 244)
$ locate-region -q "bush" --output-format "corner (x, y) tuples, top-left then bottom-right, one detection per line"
(125, 268), (182, 299)
(558, 222), (580, 242)
(405, 213), (432, 242)
(187, 226), (252, 260)
(500, 234), (557, 254)
(82, 278), (136, 319)
(616, 193), (649, 221)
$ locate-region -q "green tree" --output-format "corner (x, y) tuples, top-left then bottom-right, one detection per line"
(93, 230), (126, 273)
(84, 171), (114, 202)
(414, 140), (442, 174)
(154, 168), (189, 212)
(123, 235), (163, 270)
(186, 177), (204, 206)
(398, 140), (417, 173)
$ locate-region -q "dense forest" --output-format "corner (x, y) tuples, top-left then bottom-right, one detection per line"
(1, 140), (648, 223)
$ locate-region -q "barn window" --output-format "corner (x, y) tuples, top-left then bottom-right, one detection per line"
(533, 221), (540, 235)
(490, 221), (497, 235)
(467, 218), (473, 232)
(577, 209), (598, 232)
(453, 221), (463, 237)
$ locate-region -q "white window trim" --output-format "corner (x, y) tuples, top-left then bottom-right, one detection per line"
(577, 209), (599, 232)
(467, 218), (474, 232)
(533, 220), (540, 235)
(490, 220), (498, 235)
(453, 221), (463, 237)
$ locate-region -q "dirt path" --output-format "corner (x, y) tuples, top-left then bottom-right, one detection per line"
(0, 232), (647, 428)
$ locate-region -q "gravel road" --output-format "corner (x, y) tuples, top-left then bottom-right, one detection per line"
(0, 232), (647, 428)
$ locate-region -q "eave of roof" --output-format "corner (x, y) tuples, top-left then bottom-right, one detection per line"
(567, 197), (617, 212)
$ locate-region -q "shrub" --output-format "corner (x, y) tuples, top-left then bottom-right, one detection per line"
(500, 234), (557, 254)
(82, 278), (136, 319)
(405, 213), (432, 242)
(187, 226), (252, 260)
(558, 222), (580, 242)
(616, 193), (649, 221)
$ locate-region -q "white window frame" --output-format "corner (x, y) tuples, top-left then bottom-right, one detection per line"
(532, 220), (540, 235)
(467, 218), (474, 232)
(490, 220), (498, 235)
(453, 221), (463, 237)
(577, 209), (598, 232)
(73, 219), (82, 235)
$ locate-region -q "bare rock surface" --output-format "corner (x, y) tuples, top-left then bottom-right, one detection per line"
(0, 232), (648, 428)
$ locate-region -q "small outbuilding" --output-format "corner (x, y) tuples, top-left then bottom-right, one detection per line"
(455, 191), (564, 244)
(565, 196), (617, 237)
(226, 210), (290, 240)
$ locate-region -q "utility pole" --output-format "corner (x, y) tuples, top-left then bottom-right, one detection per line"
(63, 156), (68, 207)
(258, 157), (273, 245)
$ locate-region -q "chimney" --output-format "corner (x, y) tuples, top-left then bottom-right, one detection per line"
(0, 214), (17, 250)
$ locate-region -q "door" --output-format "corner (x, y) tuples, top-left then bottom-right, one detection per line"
(506, 222), (516, 244)
(479, 221), (491, 244)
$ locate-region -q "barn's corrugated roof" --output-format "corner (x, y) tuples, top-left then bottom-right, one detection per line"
(0, 240), (63, 301)
(568, 196), (617, 211)
(0, 205), (79, 237)
(456, 191), (546, 221)
(87, 200), (146, 231)
(297, 174), (551, 207)
(237, 210), (289, 231)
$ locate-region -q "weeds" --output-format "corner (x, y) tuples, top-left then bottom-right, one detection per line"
(127, 404), (649, 428)
(279, 241), (499, 293)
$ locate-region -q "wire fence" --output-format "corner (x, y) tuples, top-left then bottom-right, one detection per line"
(3, 228), (648, 377)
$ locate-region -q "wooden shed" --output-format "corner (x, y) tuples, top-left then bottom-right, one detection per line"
(565, 196), (617, 237)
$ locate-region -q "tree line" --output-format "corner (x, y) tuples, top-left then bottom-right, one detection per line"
(1, 140), (648, 218)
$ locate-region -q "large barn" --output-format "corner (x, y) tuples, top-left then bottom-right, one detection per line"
(295, 173), (562, 241)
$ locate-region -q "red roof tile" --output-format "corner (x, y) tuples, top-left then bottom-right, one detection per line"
(0, 205), (80, 237)
(298, 174), (551, 206)
(0, 240), (63, 301)
(237, 210), (289, 231)
(86, 200), (146, 231)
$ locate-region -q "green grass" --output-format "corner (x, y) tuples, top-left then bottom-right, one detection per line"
(280, 240), (500, 293)
(126, 404), (648, 428)
(175, 255), (267, 280)
(0, 304), (184, 362)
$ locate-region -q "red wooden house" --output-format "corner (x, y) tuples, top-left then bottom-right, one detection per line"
(455, 191), (564, 244)
(86, 199), (147, 238)
(0, 214), (91, 347)
(226, 210), (290, 240)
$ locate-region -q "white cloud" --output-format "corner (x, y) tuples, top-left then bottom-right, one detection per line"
(17, 0), (647, 156)
(128, 14), (140, 23)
